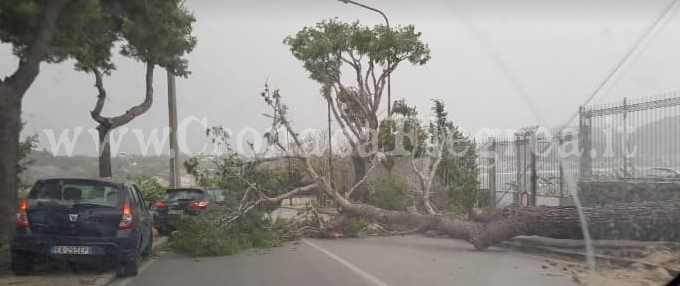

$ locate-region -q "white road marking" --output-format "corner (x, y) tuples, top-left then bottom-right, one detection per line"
(302, 239), (391, 286)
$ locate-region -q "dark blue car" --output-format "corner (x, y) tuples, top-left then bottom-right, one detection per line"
(11, 178), (153, 277)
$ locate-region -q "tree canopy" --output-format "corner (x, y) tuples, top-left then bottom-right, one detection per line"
(0, 0), (196, 76)
(284, 19), (431, 141)
(0, 0), (196, 245)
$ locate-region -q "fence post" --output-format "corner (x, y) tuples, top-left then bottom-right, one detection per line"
(488, 138), (497, 210)
(530, 139), (537, 206)
(559, 135), (564, 200)
(579, 106), (592, 179)
(623, 97), (628, 180)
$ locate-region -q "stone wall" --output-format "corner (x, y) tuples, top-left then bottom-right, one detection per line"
(578, 180), (680, 207)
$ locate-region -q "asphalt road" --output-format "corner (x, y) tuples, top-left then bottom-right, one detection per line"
(115, 235), (577, 286)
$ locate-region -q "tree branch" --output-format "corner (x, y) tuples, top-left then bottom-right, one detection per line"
(107, 63), (155, 128)
(334, 81), (372, 126)
(90, 69), (108, 125)
(5, 0), (71, 96)
(327, 93), (360, 148)
(345, 159), (377, 199)
(365, 60), (376, 111)
(422, 144), (444, 215)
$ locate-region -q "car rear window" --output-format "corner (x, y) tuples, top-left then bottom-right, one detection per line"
(166, 189), (205, 201)
(28, 180), (122, 208)
(206, 190), (225, 201)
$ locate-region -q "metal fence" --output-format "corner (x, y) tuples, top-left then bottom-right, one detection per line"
(311, 92), (679, 210)
(480, 135), (579, 208)
(580, 92), (680, 180)
(478, 91), (680, 208)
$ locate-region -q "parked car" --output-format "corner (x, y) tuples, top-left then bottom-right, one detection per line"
(644, 167), (680, 179)
(205, 189), (226, 206)
(11, 178), (153, 277)
(153, 188), (220, 236)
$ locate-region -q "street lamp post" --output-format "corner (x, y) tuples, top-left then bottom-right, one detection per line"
(119, 152), (137, 179)
(337, 0), (391, 115)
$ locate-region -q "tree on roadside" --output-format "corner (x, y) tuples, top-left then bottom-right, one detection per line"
(284, 19), (431, 192)
(79, 1), (196, 178)
(192, 83), (680, 252)
(373, 99), (478, 215)
(0, 0), (195, 245)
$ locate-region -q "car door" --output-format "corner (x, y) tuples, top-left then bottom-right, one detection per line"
(134, 185), (153, 245)
(129, 186), (151, 249)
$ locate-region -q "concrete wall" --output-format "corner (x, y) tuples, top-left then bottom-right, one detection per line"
(578, 180), (680, 207)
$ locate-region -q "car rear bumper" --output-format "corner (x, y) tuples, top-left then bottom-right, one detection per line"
(154, 211), (201, 228)
(11, 232), (139, 263)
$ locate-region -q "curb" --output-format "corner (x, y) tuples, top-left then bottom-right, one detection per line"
(502, 241), (680, 276)
(100, 236), (169, 286)
(152, 236), (169, 251)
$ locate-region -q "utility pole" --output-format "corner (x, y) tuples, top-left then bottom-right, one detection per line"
(328, 100), (333, 186)
(167, 71), (180, 188)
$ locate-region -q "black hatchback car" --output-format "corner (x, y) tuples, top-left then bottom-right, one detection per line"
(11, 178), (153, 277)
(153, 188), (220, 235)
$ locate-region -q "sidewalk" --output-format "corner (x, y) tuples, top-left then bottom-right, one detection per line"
(504, 236), (680, 285)
(0, 236), (169, 286)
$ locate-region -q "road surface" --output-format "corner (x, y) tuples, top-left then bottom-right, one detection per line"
(115, 235), (577, 286)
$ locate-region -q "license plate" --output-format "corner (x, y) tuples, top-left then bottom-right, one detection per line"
(168, 210), (184, 215)
(51, 246), (91, 255)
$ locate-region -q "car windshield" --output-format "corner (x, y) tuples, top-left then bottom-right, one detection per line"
(27, 180), (121, 208)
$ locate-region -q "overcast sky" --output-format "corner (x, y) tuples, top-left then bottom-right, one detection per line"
(2, 0), (679, 156)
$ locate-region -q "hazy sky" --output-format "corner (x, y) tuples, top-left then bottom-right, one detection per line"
(2, 0), (679, 156)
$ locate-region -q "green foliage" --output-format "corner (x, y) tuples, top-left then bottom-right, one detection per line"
(360, 173), (410, 211)
(337, 216), (371, 237)
(169, 211), (281, 257)
(132, 176), (165, 202)
(18, 134), (38, 174)
(17, 123), (39, 191)
(429, 100), (479, 215)
(378, 99), (424, 168)
(185, 126), (305, 212)
(441, 161), (479, 215)
(284, 19), (430, 125)
(284, 19), (430, 83)
(376, 99), (480, 215)
(0, 0), (197, 75)
(117, 0), (197, 75)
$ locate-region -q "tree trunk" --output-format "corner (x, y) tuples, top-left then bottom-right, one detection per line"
(97, 125), (112, 178)
(332, 182), (680, 250)
(89, 64), (155, 179)
(350, 150), (367, 193)
(0, 0), (70, 247)
(0, 85), (22, 246)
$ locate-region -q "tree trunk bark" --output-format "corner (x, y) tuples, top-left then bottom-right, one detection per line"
(0, 85), (22, 246)
(350, 150), (367, 194)
(97, 125), (112, 178)
(467, 200), (680, 250)
(333, 182), (680, 250)
(0, 0), (70, 247)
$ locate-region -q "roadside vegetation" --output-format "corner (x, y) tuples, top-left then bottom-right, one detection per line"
(133, 176), (166, 203)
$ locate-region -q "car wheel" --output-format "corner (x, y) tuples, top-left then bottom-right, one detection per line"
(141, 235), (153, 257)
(11, 250), (32, 276)
(116, 256), (139, 277)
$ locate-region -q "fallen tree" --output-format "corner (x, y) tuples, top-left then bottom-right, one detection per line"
(195, 85), (680, 251)
(335, 196), (680, 250)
